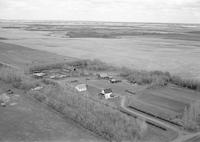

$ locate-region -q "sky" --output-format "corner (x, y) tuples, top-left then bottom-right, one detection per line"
(0, 0), (200, 23)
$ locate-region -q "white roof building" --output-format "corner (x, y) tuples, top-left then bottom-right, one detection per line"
(75, 84), (87, 92)
(97, 73), (111, 79)
(33, 72), (46, 77)
(101, 88), (113, 99)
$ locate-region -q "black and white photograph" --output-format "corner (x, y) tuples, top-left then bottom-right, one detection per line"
(0, 0), (200, 142)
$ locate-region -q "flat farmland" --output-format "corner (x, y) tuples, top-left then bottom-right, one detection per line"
(1, 22), (200, 80)
(0, 42), (75, 69)
(155, 86), (200, 102)
(128, 100), (179, 121)
(138, 93), (188, 113)
(128, 86), (200, 122)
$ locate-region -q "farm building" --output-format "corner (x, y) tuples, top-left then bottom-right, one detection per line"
(110, 78), (121, 83)
(75, 84), (87, 92)
(97, 73), (111, 79)
(33, 72), (46, 78)
(0, 93), (10, 106)
(100, 88), (114, 99)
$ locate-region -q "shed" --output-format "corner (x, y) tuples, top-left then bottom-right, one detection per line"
(33, 72), (46, 78)
(0, 93), (10, 106)
(75, 84), (87, 92)
(97, 73), (110, 79)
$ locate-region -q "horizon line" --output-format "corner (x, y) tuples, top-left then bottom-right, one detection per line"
(0, 19), (200, 25)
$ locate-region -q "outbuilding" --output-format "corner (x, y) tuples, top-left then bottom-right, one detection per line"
(33, 72), (46, 78)
(97, 73), (111, 79)
(75, 84), (87, 92)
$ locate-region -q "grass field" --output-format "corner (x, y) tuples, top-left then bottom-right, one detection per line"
(0, 41), (75, 69)
(1, 22), (200, 79)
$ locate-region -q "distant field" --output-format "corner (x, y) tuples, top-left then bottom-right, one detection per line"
(0, 42), (75, 69)
(0, 22), (200, 80)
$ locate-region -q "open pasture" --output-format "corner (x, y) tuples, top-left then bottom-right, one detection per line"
(0, 42), (74, 69)
(1, 22), (200, 79)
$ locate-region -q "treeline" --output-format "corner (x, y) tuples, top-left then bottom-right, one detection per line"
(68, 59), (115, 71)
(29, 62), (67, 73)
(29, 84), (138, 142)
(28, 59), (200, 91)
(119, 67), (170, 86)
(170, 75), (200, 91)
(119, 67), (200, 92)
(29, 59), (114, 73)
(0, 67), (40, 90)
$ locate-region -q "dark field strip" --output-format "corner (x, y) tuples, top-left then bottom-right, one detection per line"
(128, 106), (182, 127)
(138, 92), (187, 112)
(130, 100), (178, 120)
(119, 108), (167, 131)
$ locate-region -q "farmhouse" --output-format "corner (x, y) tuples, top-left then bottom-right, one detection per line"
(75, 84), (87, 92)
(100, 88), (114, 99)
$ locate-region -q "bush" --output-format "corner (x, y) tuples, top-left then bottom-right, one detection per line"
(0, 67), (22, 83)
(120, 67), (171, 86)
(68, 59), (115, 71)
(171, 75), (200, 91)
(20, 78), (41, 90)
(29, 62), (66, 73)
(29, 91), (47, 102)
(0, 67), (23, 88)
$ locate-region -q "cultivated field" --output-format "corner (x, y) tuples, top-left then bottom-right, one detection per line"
(127, 85), (200, 127)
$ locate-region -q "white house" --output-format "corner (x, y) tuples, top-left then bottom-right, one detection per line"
(101, 88), (114, 99)
(75, 84), (87, 92)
